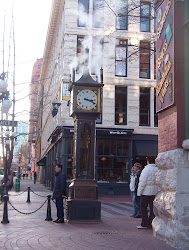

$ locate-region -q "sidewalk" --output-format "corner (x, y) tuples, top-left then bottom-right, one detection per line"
(0, 179), (176, 250)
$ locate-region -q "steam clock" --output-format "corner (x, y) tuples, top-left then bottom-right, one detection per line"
(66, 69), (103, 222)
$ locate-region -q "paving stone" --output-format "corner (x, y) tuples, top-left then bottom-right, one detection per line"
(0, 179), (175, 250)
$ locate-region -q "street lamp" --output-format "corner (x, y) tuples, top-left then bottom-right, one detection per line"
(0, 75), (13, 224)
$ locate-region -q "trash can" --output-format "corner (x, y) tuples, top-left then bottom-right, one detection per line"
(15, 178), (20, 192)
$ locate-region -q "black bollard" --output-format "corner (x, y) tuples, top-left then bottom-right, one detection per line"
(45, 194), (52, 221)
(27, 186), (31, 203)
(1, 195), (9, 224)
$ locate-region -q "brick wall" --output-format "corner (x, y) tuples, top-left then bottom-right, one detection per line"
(158, 106), (177, 152)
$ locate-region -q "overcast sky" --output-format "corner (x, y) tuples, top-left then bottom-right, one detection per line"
(0, 0), (52, 123)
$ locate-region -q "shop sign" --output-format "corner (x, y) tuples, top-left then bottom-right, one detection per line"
(0, 120), (18, 127)
(156, 0), (174, 112)
(62, 83), (70, 100)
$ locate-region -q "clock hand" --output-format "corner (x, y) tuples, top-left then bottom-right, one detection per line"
(84, 98), (96, 105)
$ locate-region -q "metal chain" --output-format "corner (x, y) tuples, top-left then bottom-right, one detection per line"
(9, 189), (28, 196)
(8, 199), (47, 215)
(30, 189), (48, 198)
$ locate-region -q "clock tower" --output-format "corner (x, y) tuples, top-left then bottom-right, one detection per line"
(66, 69), (103, 222)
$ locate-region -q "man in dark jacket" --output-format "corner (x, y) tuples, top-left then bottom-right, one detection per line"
(52, 164), (67, 223)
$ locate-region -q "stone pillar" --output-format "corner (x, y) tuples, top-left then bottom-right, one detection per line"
(153, 148), (189, 248)
(153, 0), (189, 249)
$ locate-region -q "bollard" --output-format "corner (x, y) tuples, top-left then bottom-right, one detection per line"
(27, 186), (30, 203)
(45, 194), (52, 221)
(1, 195), (9, 224)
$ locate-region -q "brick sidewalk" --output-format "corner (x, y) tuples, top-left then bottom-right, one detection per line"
(0, 179), (175, 250)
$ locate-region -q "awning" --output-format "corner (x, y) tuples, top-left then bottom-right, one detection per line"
(47, 126), (62, 142)
(36, 157), (47, 166)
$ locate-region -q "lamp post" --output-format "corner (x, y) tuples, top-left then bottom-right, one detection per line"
(0, 75), (13, 224)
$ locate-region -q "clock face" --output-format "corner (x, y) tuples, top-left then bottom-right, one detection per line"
(77, 89), (98, 110)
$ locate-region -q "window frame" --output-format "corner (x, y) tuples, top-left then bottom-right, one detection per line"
(139, 41), (150, 79)
(115, 40), (127, 77)
(139, 87), (150, 126)
(78, 0), (89, 27)
(115, 86), (127, 125)
(140, 1), (151, 32)
(93, 0), (104, 28)
(116, 0), (128, 30)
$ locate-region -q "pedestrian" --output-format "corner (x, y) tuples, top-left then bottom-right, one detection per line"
(52, 164), (67, 223)
(22, 170), (25, 179)
(137, 156), (158, 229)
(130, 165), (137, 217)
(34, 171), (37, 184)
(133, 163), (142, 218)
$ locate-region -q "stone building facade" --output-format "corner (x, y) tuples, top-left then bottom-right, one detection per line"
(36, 0), (158, 194)
(28, 58), (43, 176)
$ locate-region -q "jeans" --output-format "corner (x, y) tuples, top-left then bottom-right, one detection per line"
(134, 195), (141, 215)
(131, 191), (137, 216)
(140, 195), (155, 227)
(56, 198), (64, 220)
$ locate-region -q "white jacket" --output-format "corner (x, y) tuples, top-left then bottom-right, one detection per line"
(137, 164), (158, 196)
(129, 173), (136, 192)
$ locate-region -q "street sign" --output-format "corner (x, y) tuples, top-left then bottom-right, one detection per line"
(0, 120), (18, 127)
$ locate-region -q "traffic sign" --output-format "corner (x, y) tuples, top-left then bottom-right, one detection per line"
(0, 120), (18, 127)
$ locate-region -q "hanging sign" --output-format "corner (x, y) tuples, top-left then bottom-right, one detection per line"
(156, 0), (174, 112)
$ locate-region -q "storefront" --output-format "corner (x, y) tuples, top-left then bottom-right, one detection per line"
(38, 126), (158, 195)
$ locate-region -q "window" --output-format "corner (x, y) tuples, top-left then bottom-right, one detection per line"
(78, 0), (89, 27)
(91, 36), (104, 75)
(154, 89), (158, 127)
(115, 40), (127, 77)
(115, 87), (127, 125)
(140, 2), (150, 32)
(116, 0), (128, 30)
(66, 138), (73, 180)
(93, 0), (104, 28)
(139, 41), (150, 79)
(140, 87), (150, 126)
(76, 36), (85, 73)
(97, 138), (129, 183)
(77, 36), (85, 56)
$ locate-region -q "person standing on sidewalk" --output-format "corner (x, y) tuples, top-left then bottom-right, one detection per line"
(134, 163), (142, 218)
(130, 165), (137, 217)
(52, 164), (67, 223)
(34, 171), (37, 184)
(137, 156), (158, 229)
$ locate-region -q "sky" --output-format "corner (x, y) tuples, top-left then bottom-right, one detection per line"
(0, 0), (52, 125)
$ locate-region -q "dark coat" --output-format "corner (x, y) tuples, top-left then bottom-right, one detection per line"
(135, 170), (141, 195)
(52, 171), (67, 200)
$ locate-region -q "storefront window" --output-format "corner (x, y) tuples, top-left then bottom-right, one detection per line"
(97, 138), (129, 182)
(67, 138), (73, 180)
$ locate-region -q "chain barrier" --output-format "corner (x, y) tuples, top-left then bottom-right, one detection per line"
(30, 189), (48, 198)
(8, 199), (47, 215)
(9, 189), (28, 197)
